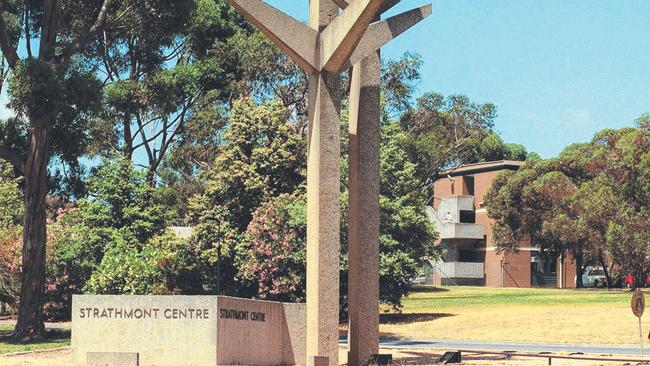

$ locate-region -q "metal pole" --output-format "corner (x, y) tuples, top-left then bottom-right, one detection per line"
(639, 317), (643, 356)
(216, 244), (221, 295)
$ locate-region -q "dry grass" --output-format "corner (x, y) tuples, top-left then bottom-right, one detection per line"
(0, 348), (71, 366)
(375, 286), (645, 345)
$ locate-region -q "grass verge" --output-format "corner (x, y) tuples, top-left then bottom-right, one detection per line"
(376, 286), (644, 345)
(0, 325), (70, 355)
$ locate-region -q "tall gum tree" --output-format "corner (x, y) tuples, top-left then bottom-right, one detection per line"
(0, 0), (144, 340)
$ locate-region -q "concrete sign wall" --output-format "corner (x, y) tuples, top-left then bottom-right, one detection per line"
(217, 296), (306, 365)
(72, 295), (306, 366)
(72, 295), (218, 366)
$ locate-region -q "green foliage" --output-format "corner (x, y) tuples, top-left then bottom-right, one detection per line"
(0, 159), (22, 228)
(195, 98), (305, 230)
(81, 159), (170, 244)
(85, 232), (181, 295)
(398, 92), (497, 199)
(232, 117), (438, 310)
(375, 123), (438, 308)
(8, 59), (63, 121)
(180, 209), (248, 296)
(504, 143), (529, 161)
(46, 159), (175, 315)
(381, 52), (422, 117)
(486, 125), (650, 287)
(98, 0), (250, 186)
(479, 133), (506, 161)
(3, 60), (103, 199)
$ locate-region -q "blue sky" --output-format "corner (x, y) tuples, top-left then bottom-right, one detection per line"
(268, 0), (650, 158)
(2, 1), (648, 159)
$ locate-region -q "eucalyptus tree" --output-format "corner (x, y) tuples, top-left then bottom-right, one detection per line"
(486, 125), (650, 288)
(398, 92), (497, 202)
(0, 0), (184, 340)
(96, 0), (257, 185)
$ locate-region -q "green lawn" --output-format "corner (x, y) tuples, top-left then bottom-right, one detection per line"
(0, 325), (70, 355)
(401, 286), (630, 309)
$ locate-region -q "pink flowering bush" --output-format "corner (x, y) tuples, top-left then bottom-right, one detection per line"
(0, 226), (23, 310)
(242, 194), (306, 302)
(0, 221), (66, 317)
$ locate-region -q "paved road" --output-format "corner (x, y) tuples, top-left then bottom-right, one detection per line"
(340, 336), (649, 357)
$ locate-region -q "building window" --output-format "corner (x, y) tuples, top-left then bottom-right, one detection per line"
(463, 176), (475, 196)
(459, 249), (479, 262)
(459, 210), (476, 223)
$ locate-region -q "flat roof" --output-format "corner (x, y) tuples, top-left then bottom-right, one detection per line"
(440, 160), (525, 177)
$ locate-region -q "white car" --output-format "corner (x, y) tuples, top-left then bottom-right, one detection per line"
(582, 267), (607, 287)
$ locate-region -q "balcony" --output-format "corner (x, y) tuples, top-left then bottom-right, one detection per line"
(433, 261), (484, 279)
(437, 196), (475, 218)
(437, 222), (484, 240)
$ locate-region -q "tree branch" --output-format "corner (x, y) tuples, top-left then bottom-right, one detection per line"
(0, 10), (19, 68)
(135, 113), (154, 163)
(39, 0), (59, 60)
(57, 0), (111, 62)
(24, 4), (32, 58)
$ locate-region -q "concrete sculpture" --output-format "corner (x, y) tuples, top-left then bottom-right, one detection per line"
(225, 1), (430, 365)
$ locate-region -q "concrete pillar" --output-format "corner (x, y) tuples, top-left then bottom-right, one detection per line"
(222, 2), (431, 365)
(347, 50), (381, 366)
(306, 3), (341, 365)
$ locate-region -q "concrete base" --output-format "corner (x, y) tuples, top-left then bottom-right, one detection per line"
(307, 355), (329, 366)
(87, 352), (139, 366)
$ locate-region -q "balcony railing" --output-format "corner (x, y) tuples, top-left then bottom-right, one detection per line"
(437, 222), (484, 240)
(433, 261), (484, 279)
(439, 195), (475, 212)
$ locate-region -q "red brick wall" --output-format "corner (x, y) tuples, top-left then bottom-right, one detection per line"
(472, 170), (501, 208)
(484, 250), (504, 287)
(433, 177), (464, 209)
(503, 250), (532, 287)
(475, 211), (492, 245)
(557, 253), (578, 288)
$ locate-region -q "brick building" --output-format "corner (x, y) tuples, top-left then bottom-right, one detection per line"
(426, 160), (576, 288)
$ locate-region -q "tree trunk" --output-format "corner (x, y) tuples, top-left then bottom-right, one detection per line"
(123, 113), (133, 161)
(14, 124), (49, 340)
(574, 251), (584, 288)
(634, 267), (645, 289)
(598, 253), (613, 289)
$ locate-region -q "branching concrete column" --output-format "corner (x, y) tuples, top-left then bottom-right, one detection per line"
(347, 48), (381, 366)
(224, 1), (431, 365)
(346, 4), (431, 365)
(306, 5), (341, 365)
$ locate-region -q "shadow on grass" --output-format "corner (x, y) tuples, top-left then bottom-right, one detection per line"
(0, 328), (70, 346)
(410, 286), (449, 293)
(379, 312), (455, 325)
(391, 350), (512, 365)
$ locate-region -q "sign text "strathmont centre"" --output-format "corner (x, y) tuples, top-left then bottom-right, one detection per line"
(78, 307), (210, 320)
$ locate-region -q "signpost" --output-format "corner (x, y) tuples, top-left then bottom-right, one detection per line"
(632, 289), (645, 355)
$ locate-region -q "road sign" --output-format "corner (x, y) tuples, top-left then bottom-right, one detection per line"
(632, 290), (645, 356)
(632, 290), (645, 318)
